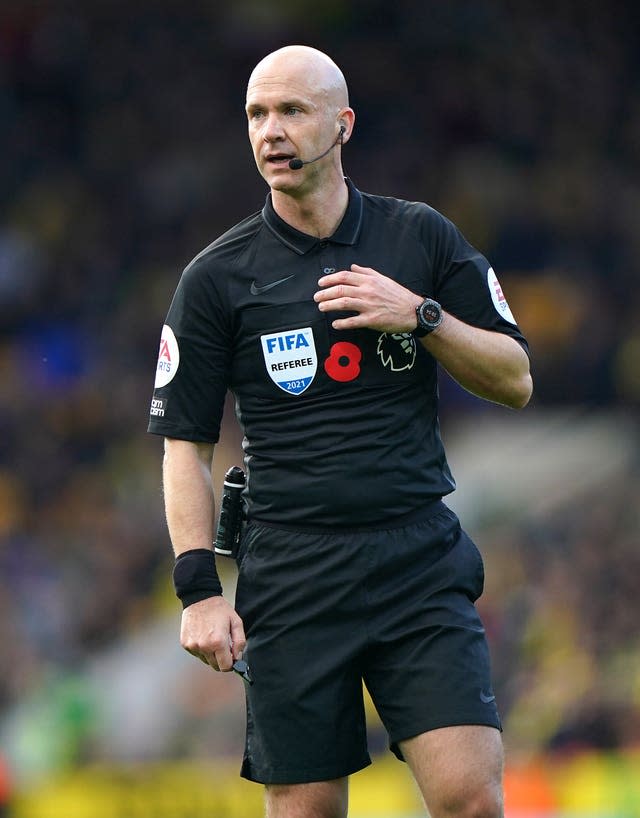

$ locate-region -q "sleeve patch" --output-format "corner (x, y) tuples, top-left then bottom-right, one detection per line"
(487, 268), (516, 325)
(154, 324), (180, 387)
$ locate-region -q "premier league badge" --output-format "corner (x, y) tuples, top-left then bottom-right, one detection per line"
(261, 327), (317, 395)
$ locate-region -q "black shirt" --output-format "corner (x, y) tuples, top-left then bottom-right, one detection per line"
(148, 179), (528, 528)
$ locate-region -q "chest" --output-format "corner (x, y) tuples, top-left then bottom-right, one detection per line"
(227, 234), (434, 400)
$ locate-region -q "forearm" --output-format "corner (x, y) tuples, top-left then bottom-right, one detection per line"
(314, 265), (533, 409)
(423, 311), (533, 409)
(162, 437), (246, 670)
(162, 437), (216, 556)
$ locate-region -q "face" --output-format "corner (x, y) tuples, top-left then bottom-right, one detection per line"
(245, 56), (342, 192)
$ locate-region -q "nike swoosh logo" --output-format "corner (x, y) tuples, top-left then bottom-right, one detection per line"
(480, 691), (496, 704)
(250, 274), (295, 295)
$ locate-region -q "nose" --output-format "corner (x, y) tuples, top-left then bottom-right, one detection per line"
(262, 113), (285, 143)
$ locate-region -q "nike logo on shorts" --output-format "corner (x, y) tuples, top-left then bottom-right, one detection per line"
(480, 691), (496, 704)
(250, 275), (295, 295)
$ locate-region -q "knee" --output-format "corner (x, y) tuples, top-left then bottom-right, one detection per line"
(431, 781), (503, 818)
(464, 783), (503, 818)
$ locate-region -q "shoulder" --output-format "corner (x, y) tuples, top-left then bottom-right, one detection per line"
(360, 190), (453, 232)
(183, 209), (263, 280)
(359, 189), (458, 248)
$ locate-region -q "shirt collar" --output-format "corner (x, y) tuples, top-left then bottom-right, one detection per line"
(262, 178), (363, 255)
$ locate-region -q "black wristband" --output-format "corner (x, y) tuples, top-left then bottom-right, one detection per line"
(172, 548), (222, 609)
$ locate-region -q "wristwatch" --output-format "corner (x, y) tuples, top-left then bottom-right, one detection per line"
(414, 297), (443, 337)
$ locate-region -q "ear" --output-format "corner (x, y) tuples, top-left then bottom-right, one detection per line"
(338, 108), (355, 143)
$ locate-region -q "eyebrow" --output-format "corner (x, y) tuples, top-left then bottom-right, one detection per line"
(246, 98), (314, 114)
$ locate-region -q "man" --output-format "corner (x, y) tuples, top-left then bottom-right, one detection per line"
(148, 44), (532, 818)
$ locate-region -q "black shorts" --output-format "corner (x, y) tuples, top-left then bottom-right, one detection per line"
(234, 502), (501, 785)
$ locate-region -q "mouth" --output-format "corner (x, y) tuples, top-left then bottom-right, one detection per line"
(265, 153), (295, 167)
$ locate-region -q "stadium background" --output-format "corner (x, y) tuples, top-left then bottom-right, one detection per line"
(1, 1), (639, 815)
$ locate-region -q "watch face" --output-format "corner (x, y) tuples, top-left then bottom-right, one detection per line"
(415, 298), (442, 336)
(422, 303), (440, 323)
(419, 299), (442, 327)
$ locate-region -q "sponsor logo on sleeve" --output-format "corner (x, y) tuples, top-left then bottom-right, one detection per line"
(149, 397), (166, 417)
(260, 327), (317, 395)
(487, 267), (516, 325)
(154, 324), (180, 388)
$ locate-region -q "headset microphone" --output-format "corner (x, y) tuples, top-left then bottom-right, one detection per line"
(288, 126), (345, 170)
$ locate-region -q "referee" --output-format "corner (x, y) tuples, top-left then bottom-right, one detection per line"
(148, 45), (532, 818)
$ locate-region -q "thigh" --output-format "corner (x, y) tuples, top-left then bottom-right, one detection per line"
(235, 524), (372, 784)
(401, 725), (504, 818)
(265, 778), (349, 818)
(363, 514), (501, 754)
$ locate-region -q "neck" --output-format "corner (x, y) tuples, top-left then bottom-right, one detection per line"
(271, 173), (349, 239)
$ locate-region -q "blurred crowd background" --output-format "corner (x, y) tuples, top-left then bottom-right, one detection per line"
(1, 0), (639, 804)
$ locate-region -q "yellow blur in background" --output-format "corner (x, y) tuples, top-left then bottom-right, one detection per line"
(11, 752), (640, 818)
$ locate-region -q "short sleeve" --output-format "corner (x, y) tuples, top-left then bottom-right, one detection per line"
(147, 257), (233, 442)
(428, 212), (529, 354)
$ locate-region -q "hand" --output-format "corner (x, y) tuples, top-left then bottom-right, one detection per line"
(180, 595), (246, 672)
(314, 263), (422, 333)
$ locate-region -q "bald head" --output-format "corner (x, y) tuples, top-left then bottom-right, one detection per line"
(245, 45), (354, 197)
(247, 45), (349, 112)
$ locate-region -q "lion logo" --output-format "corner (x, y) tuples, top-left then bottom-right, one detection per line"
(376, 332), (416, 371)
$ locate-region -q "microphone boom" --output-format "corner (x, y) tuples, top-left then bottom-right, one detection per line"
(289, 126), (345, 170)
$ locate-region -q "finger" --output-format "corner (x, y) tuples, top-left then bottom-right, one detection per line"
(314, 284), (354, 306)
(318, 296), (365, 314)
(230, 618), (247, 661)
(213, 635), (235, 672)
(315, 282), (352, 302)
(317, 270), (348, 288)
(350, 263), (375, 275)
(185, 647), (212, 667)
(316, 292), (349, 311)
(317, 268), (365, 288)
(331, 314), (366, 330)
